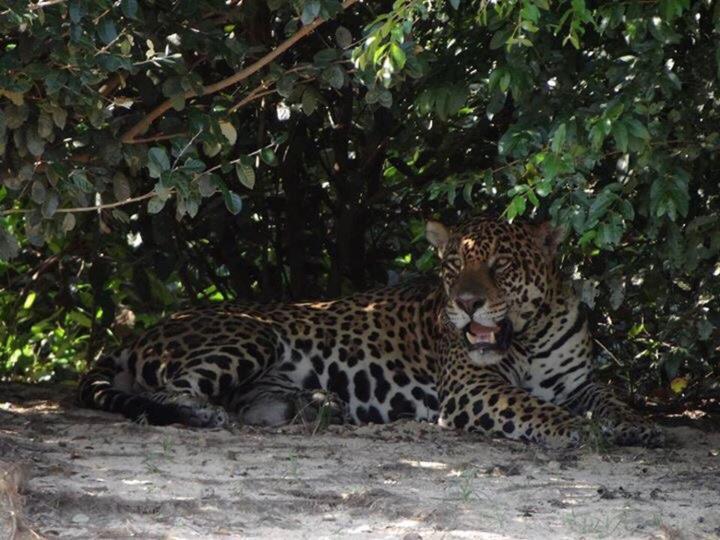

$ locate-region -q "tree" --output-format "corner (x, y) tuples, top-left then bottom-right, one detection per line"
(0, 0), (717, 406)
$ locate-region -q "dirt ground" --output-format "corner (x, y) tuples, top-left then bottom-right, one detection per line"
(1, 383), (719, 540)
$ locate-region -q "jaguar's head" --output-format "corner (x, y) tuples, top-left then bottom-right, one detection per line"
(426, 217), (563, 366)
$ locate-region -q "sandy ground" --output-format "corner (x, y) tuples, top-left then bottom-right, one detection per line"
(1, 383), (719, 540)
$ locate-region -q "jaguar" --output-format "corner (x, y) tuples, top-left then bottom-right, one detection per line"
(78, 217), (663, 448)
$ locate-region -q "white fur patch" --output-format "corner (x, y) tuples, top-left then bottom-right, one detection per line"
(468, 348), (504, 366)
(240, 398), (292, 426)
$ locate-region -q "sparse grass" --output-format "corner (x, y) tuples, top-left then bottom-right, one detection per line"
(142, 456), (161, 474)
(458, 469), (476, 502)
(563, 510), (626, 538)
(311, 402), (334, 435)
(583, 415), (614, 454)
(291, 390), (344, 435)
(445, 467), (480, 503)
(161, 435), (175, 456)
(562, 509), (664, 538)
(286, 451), (300, 479)
(140, 437), (176, 473)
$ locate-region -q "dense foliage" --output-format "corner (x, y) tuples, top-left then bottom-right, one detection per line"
(1, 0), (718, 408)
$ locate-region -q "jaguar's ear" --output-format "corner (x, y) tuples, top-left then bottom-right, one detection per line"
(426, 220), (450, 255)
(535, 221), (567, 257)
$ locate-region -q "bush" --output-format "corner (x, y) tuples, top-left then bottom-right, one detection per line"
(1, 0), (717, 405)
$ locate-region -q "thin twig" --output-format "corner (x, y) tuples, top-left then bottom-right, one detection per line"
(119, 0), (360, 144)
(229, 88), (276, 114)
(172, 128), (204, 170)
(0, 191), (161, 216)
(27, 0), (66, 9)
(123, 132), (187, 144)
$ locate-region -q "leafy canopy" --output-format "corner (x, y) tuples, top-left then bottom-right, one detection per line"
(0, 0), (717, 401)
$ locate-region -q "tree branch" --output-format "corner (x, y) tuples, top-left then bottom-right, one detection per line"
(119, 0), (360, 144)
(0, 191), (161, 216)
(28, 0), (66, 9)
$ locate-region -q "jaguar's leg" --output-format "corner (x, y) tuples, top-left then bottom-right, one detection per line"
(138, 385), (230, 428)
(560, 380), (664, 447)
(438, 367), (584, 449)
(227, 374), (348, 427)
(136, 335), (275, 427)
(78, 350), (232, 427)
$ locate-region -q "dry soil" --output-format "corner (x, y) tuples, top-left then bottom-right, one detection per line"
(1, 383), (719, 539)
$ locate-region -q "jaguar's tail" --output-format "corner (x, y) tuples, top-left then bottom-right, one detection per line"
(76, 350), (192, 425)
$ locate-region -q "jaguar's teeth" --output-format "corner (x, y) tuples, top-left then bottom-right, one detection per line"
(466, 331), (495, 344)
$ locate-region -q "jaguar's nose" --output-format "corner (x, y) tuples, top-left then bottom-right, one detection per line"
(455, 292), (485, 315)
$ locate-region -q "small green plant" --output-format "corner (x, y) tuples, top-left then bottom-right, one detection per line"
(563, 510), (626, 538)
(142, 456), (161, 475)
(311, 400), (335, 435)
(457, 468), (477, 502)
(582, 414), (614, 454)
(286, 452), (300, 479)
(160, 436), (175, 457)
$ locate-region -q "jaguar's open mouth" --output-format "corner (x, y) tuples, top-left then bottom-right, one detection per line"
(464, 319), (513, 352)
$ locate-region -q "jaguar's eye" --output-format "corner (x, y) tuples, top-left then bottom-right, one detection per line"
(442, 255), (462, 273)
(493, 256), (514, 271)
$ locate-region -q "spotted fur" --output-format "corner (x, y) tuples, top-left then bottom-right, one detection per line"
(77, 217), (663, 447)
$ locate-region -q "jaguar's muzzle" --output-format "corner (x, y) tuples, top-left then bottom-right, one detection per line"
(463, 318), (513, 352)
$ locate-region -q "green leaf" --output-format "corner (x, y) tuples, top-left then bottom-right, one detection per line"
(449, 0), (460, 9)
(38, 114), (54, 139)
(378, 89), (393, 108)
(321, 65), (345, 89)
(31, 181), (47, 204)
(277, 75), (296, 98)
(147, 147), (171, 179)
(182, 158), (206, 174)
(224, 190), (243, 214)
(626, 118), (650, 141)
(542, 153), (562, 181)
(0, 228), (19, 261)
(147, 196), (166, 214)
(589, 123), (605, 150)
(260, 148), (279, 167)
(506, 195), (526, 221)
(302, 88), (318, 115)
(23, 291), (37, 310)
(26, 128), (46, 157)
(335, 26), (352, 48)
(313, 48), (340, 67)
(551, 123), (567, 153)
(612, 121), (628, 152)
(71, 170), (93, 193)
(389, 43), (407, 70)
(301, 1), (321, 24)
(121, 0), (139, 18)
(198, 174), (217, 197)
(98, 19), (118, 45)
(112, 172), (131, 201)
(235, 161), (256, 189)
(68, 310), (93, 328)
(619, 199), (635, 220)
(62, 213), (76, 232)
(69, 1), (84, 23)
(41, 190), (59, 218)
(499, 72), (511, 93)
(219, 121), (237, 146)
(490, 27), (512, 50)
(51, 106), (67, 129)
(462, 182), (473, 204)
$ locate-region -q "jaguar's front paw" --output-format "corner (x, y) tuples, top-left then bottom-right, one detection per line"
(539, 418), (585, 449)
(179, 403), (230, 428)
(612, 421), (665, 448)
